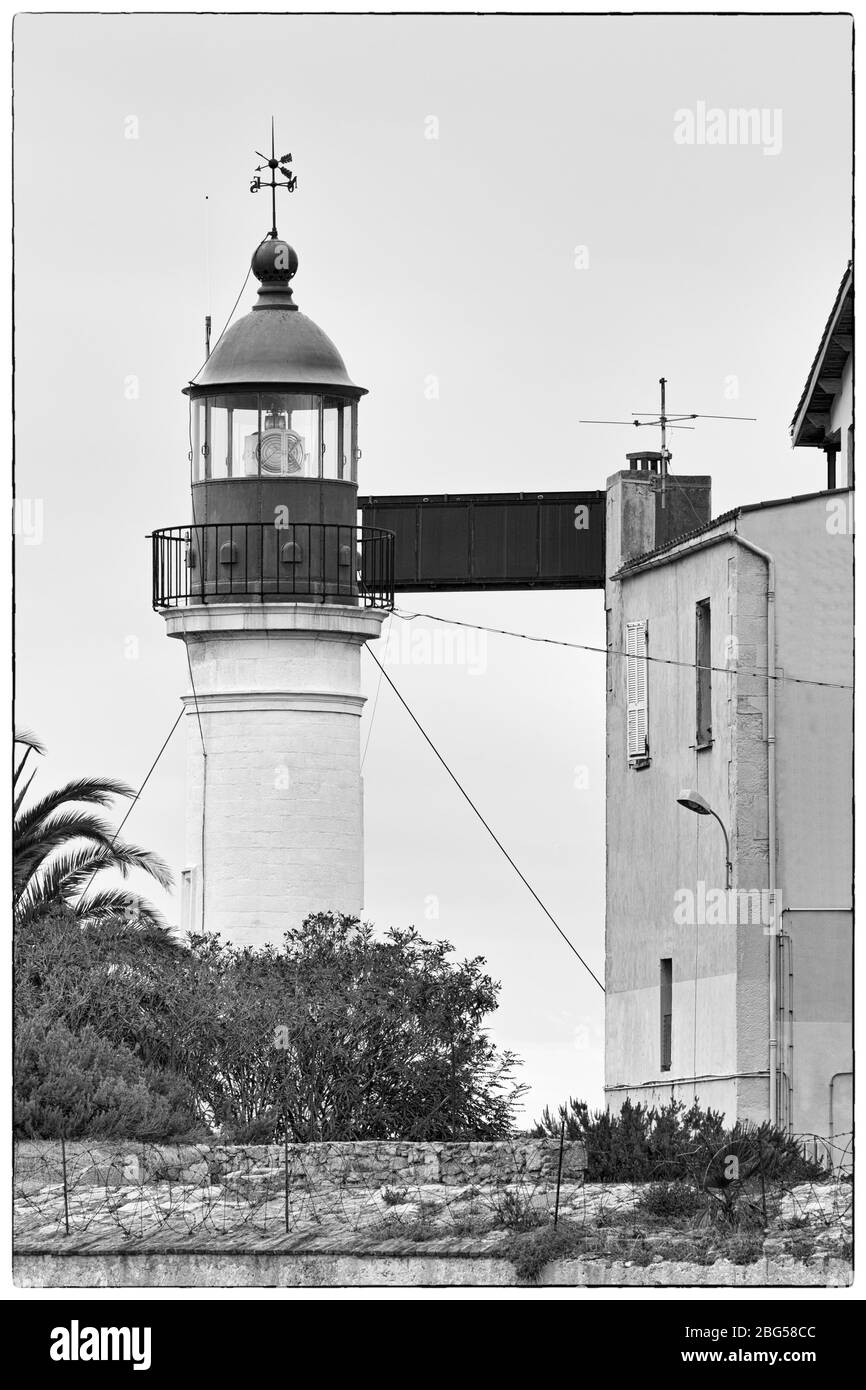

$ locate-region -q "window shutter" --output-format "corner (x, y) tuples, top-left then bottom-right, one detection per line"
(626, 619), (649, 763)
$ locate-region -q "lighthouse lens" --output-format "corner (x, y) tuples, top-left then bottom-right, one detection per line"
(194, 392), (357, 481)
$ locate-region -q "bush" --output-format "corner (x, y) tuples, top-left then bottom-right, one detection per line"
(15, 907), (527, 1142)
(783, 1235), (816, 1262)
(382, 1187), (409, 1207)
(491, 1188), (546, 1232)
(508, 1221), (586, 1282)
(371, 1212), (439, 1243)
(726, 1232), (764, 1265)
(532, 1097), (827, 1186)
(635, 1181), (705, 1224)
(14, 1020), (201, 1141)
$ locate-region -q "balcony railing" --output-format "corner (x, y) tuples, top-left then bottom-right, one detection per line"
(152, 523), (394, 611)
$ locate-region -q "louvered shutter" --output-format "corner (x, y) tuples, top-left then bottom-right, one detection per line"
(626, 620), (649, 762)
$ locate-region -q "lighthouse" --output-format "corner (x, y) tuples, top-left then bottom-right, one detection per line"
(152, 136), (393, 948)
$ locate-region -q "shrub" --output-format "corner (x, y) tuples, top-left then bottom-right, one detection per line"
(726, 1232), (764, 1265)
(15, 907), (528, 1143)
(219, 1113), (281, 1143)
(491, 1188), (545, 1232)
(635, 1181), (705, 1224)
(508, 1221), (586, 1283)
(657, 1233), (718, 1266)
(450, 1215), (489, 1237)
(532, 1097), (827, 1186)
(14, 1020), (201, 1141)
(783, 1235), (816, 1262)
(628, 1238), (654, 1267)
(370, 1212), (438, 1243)
(382, 1187), (408, 1206)
(780, 1214), (811, 1231)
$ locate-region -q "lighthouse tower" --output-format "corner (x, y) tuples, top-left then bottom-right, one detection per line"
(152, 141), (392, 947)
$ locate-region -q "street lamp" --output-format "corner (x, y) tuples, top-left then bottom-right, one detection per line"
(676, 789), (732, 889)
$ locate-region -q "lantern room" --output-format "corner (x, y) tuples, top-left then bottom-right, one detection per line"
(186, 236), (363, 494)
(153, 228), (393, 611)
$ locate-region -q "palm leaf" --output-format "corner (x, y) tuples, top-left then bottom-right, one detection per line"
(13, 810), (127, 900)
(73, 888), (169, 933)
(12, 767), (37, 820)
(14, 777), (135, 843)
(81, 913), (185, 957)
(14, 728), (45, 755)
(16, 841), (173, 923)
(12, 741), (171, 933)
(15, 846), (113, 921)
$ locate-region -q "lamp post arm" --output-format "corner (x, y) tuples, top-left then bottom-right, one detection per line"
(708, 809), (732, 889)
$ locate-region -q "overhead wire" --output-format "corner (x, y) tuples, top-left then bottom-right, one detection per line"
(365, 646), (605, 992)
(76, 707), (185, 904)
(361, 613), (393, 772)
(391, 608), (851, 691)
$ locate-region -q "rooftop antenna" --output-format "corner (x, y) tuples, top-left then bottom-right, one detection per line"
(204, 194), (211, 360)
(250, 116), (298, 239)
(580, 377), (756, 507)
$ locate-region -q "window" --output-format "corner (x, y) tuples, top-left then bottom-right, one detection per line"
(180, 868), (197, 937)
(626, 619), (649, 765)
(696, 599), (712, 748)
(660, 958), (672, 1072)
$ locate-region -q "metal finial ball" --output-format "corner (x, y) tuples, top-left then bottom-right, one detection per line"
(251, 238), (299, 284)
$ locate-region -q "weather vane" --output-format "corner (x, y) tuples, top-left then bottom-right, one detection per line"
(250, 117), (298, 239)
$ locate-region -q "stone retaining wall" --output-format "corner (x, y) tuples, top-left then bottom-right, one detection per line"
(14, 1250), (853, 1289)
(14, 1139), (587, 1191)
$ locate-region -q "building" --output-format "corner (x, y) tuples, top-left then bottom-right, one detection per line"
(152, 172), (392, 948)
(604, 274), (853, 1154)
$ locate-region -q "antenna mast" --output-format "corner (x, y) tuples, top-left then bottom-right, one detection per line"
(580, 380), (756, 508)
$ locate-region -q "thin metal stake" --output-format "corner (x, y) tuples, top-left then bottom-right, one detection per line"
(284, 1124), (290, 1235)
(60, 1135), (70, 1236)
(758, 1135), (767, 1227)
(554, 1115), (566, 1227)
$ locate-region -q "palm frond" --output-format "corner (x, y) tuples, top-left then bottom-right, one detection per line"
(12, 744), (171, 934)
(13, 810), (126, 900)
(12, 767), (37, 820)
(13, 777), (135, 842)
(81, 913), (186, 957)
(14, 728), (45, 755)
(15, 846), (113, 922)
(16, 840), (174, 924)
(73, 888), (169, 933)
(94, 841), (174, 892)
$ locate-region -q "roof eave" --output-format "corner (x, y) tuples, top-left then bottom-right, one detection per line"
(790, 264), (853, 448)
(183, 380), (367, 400)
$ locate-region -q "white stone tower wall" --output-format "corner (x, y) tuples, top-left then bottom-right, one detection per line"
(165, 603), (385, 948)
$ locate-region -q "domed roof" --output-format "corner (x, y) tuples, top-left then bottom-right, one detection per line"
(186, 235), (365, 398)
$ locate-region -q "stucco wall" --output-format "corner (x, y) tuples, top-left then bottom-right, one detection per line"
(829, 353), (853, 482)
(605, 524), (748, 1103)
(164, 603), (386, 948)
(604, 485), (852, 1139)
(739, 497), (853, 1140)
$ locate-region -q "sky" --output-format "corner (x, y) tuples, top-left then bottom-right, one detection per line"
(13, 12), (852, 1121)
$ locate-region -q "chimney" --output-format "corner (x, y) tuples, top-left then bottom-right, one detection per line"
(605, 451), (712, 576)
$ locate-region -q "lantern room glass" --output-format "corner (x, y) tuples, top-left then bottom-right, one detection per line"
(191, 394), (358, 481)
